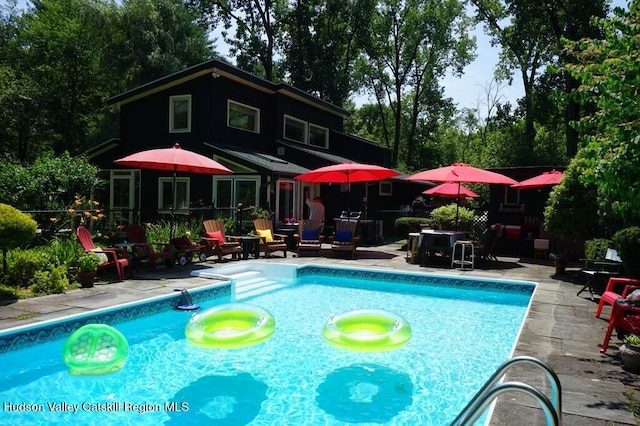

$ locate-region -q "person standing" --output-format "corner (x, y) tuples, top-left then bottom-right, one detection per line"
(306, 194), (325, 233)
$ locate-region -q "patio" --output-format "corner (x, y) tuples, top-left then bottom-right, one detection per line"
(0, 240), (638, 424)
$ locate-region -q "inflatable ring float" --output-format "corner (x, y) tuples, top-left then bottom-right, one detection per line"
(322, 309), (411, 352)
(62, 324), (129, 375)
(185, 303), (276, 349)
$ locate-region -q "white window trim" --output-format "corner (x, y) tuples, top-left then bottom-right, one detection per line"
(283, 115), (308, 144)
(212, 175), (260, 208)
(169, 95), (192, 133)
(309, 123), (329, 149)
(227, 100), (260, 133)
(158, 177), (190, 211)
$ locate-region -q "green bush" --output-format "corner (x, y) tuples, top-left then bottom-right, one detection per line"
(584, 238), (612, 260)
(6, 249), (49, 288)
(0, 204), (38, 275)
(30, 265), (69, 296)
(394, 217), (429, 238)
(612, 227), (640, 278)
(429, 204), (475, 231)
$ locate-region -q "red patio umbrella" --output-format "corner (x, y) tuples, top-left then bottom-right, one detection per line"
(294, 162), (400, 214)
(511, 170), (564, 190)
(294, 162), (400, 184)
(423, 182), (478, 198)
(406, 163), (517, 229)
(114, 143), (232, 237)
(406, 162), (517, 185)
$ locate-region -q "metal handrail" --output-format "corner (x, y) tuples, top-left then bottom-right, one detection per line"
(451, 356), (562, 426)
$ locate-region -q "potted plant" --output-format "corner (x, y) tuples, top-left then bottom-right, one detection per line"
(549, 252), (567, 275)
(75, 252), (100, 288)
(620, 334), (640, 373)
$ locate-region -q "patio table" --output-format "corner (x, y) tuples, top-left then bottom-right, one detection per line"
(418, 230), (470, 264)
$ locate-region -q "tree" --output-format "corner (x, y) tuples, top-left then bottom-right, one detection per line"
(564, 3), (640, 226)
(281, 0), (374, 105)
(188, 0), (285, 81)
(358, 0), (474, 168)
(109, 0), (214, 91)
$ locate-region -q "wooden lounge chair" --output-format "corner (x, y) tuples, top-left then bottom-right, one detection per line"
(253, 218), (287, 258)
(295, 220), (322, 256)
(76, 226), (131, 281)
(202, 219), (242, 261)
(125, 223), (174, 271)
(330, 219), (360, 259)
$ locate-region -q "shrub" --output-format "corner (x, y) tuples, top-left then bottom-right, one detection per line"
(0, 203), (38, 275)
(429, 204), (475, 231)
(394, 217), (429, 238)
(612, 227), (640, 278)
(584, 238), (612, 260)
(6, 249), (49, 288)
(30, 265), (69, 296)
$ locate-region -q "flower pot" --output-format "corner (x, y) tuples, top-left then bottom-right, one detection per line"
(554, 261), (567, 275)
(620, 343), (640, 373)
(77, 271), (96, 288)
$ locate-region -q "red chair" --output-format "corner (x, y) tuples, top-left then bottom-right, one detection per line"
(600, 285), (640, 353)
(76, 226), (131, 281)
(125, 223), (174, 271)
(595, 277), (640, 319)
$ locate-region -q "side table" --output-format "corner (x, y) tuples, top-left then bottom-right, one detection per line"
(232, 236), (261, 259)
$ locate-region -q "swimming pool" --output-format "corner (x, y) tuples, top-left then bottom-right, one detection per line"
(0, 263), (535, 425)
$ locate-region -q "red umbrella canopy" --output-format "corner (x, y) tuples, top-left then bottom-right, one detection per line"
(423, 182), (479, 198)
(113, 143), (232, 175)
(294, 162), (400, 183)
(511, 170), (564, 190)
(406, 162), (517, 185)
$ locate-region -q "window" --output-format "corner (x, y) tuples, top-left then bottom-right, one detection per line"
(228, 100), (260, 133)
(170, 95), (191, 133)
(379, 181), (392, 196)
(159, 177), (190, 211)
(309, 124), (328, 148)
(213, 176), (259, 210)
(284, 115), (307, 143)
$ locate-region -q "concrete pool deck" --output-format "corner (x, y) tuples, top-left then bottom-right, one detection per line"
(1, 240), (638, 425)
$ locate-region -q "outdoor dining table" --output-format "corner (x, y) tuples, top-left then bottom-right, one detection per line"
(418, 229), (471, 264)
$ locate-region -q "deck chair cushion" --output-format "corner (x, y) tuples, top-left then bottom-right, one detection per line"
(302, 229), (318, 241)
(628, 289), (640, 301)
(335, 230), (353, 243)
(205, 231), (226, 244)
(256, 229), (274, 243)
(89, 248), (109, 265)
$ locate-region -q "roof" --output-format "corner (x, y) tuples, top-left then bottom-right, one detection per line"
(277, 140), (357, 165)
(204, 143), (308, 175)
(106, 59), (349, 118)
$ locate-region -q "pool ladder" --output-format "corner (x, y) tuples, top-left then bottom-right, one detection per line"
(451, 356), (562, 426)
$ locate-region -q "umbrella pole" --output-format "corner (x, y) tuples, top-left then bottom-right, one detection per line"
(455, 183), (461, 231)
(171, 166), (177, 240)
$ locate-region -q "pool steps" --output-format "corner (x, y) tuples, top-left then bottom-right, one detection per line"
(222, 271), (288, 300)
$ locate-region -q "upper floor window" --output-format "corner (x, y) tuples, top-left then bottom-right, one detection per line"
(284, 115), (307, 144)
(309, 124), (329, 149)
(170, 95), (191, 133)
(228, 100), (260, 133)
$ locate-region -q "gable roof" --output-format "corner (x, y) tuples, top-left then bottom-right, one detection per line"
(106, 59), (349, 118)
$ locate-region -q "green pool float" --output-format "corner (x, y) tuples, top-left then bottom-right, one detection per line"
(322, 309), (412, 352)
(185, 303), (276, 349)
(62, 324), (129, 375)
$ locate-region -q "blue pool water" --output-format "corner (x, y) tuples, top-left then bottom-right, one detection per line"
(0, 264), (535, 425)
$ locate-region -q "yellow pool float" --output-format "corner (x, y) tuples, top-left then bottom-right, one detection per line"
(322, 309), (411, 351)
(185, 303), (276, 349)
(62, 324), (129, 375)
